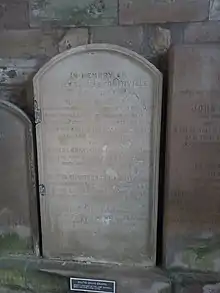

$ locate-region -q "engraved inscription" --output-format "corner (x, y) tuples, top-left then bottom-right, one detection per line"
(164, 46), (220, 271)
(65, 71), (149, 89)
(34, 45), (161, 264)
(169, 89), (220, 230)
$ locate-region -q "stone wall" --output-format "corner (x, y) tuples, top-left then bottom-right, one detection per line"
(1, 0), (220, 292)
(0, 0), (219, 119)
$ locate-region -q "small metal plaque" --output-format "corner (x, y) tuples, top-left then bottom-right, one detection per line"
(70, 278), (116, 293)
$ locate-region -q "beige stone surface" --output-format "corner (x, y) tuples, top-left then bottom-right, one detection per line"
(34, 44), (162, 265)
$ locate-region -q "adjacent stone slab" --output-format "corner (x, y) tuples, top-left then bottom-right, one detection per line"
(34, 44), (162, 264)
(0, 101), (38, 255)
(119, 0), (209, 24)
(30, 0), (117, 26)
(164, 45), (220, 272)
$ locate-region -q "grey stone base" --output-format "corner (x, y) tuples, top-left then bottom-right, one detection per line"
(0, 257), (171, 293)
(2, 257), (220, 293)
(170, 270), (220, 293)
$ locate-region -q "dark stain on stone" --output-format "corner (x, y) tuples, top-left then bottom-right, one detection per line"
(0, 77), (6, 82)
(32, 0), (49, 10)
(88, 0), (105, 15)
(66, 41), (72, 50)
(6, 70), (17, 78)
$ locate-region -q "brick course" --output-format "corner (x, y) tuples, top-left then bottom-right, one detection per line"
(0, 0), (29, 29)
(119, 0), (209, 25)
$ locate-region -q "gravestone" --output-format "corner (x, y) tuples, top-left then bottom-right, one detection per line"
(34, 44), (162, 266)
(164, 45), (220, 272)
(0, 101), (38, 255)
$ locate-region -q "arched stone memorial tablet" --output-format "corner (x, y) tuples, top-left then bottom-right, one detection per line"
(0, 101), (38, 255)
(34, 44), (162, 265)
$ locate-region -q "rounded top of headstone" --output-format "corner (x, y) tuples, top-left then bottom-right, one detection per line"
(33, 43), (162, 265)
(0, 100), (31, 125)
(34, 43), (162, 83)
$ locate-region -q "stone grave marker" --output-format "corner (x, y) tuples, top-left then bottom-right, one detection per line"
(0, 101), (38, 255)
(164, 45), (220, 272)
(33, 44), (162, 266)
